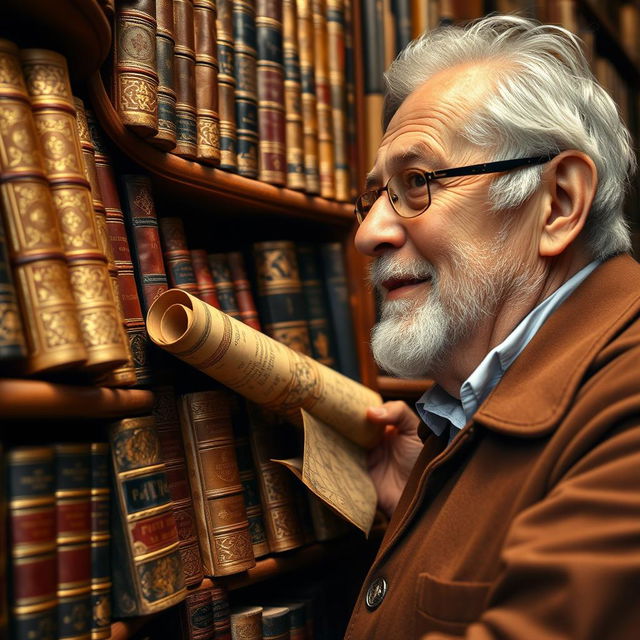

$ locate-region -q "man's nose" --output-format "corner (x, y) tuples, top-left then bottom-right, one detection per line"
(354, 194), (406, 257)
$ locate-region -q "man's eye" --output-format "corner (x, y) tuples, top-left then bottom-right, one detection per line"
(406, 172), (427, 189)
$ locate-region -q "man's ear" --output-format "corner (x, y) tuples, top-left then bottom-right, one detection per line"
(538, 151), (597, 257)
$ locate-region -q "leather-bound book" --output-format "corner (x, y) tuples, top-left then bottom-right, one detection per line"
(207, 252), (241, 320)
(320, 242), (359, 380)
(152, 0), (178, 150)
(190, 249), (221, 308)
(344, 0), (359, 200)
(262, 606), (291, 640)
(109, 415), (187, 617)
(21, 49), (129, 374)
(283, 0), (306, 191)
(296, 0), (320, 195)
(326, 0), (349, 202)
(87, 112), (153, 386)
(211, 584), (232, 640)
(119, 174), (169, 315)
(54, 443), (92, 640)
(232, 0), (259, 178)
(114, 0), (159, 137)
(178, 389), (256, 576)
(230, 606), (263, 640)
(158, 216), (199, 296)
(194, 0), (221, 165)
(296, 243), (338, 368)
(216, 0), (238, 171)
(0, 208), (26, 362)
(90, 443), (111, 640)
(152, 384), (205, 588)
(0, 39), (86, 374)
(74, 97), (137, 387)
(173, 0), (198, 159)
(227, 251), (261, 331)
(256, 0), (287, 185)
(284, 601), (307, 640)
(179, 588), (214, 640)
(7, 446), (57, 640)
(312, 0), (336, 200)
(252, 240), (311, 354)
(391, 0), (411, 52)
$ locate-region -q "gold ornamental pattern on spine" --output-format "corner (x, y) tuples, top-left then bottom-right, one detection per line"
(0, 38), (87, 373)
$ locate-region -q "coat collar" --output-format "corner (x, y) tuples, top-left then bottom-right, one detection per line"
(473, 254), (640, 437)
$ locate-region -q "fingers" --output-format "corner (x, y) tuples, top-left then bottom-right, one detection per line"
(367, 400), (420, 435)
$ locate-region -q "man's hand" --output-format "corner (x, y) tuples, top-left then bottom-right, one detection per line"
(367, 401), (424, 518)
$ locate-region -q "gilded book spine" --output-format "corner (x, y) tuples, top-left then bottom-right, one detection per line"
(283, 0), (306, 191)
(230, 606), (263, 640)
(109, 415), (187, 617)
(207, 252), (241, 319)
(194, 0), (221, 165)
(158, 216), (199, 296)
(173, 0), (198, 159)
(179, 589), (214, 640)
(312, 0), (336, 199)
(7, 446), (57, 640)
(87, 112), (153, 385)
(295, 0), (320, 194)
(0, 39), (86, 374)
(180, 389), (256, 576)
(211, 584), (232, 639)
(190, 249), (221, 308)
(22, 48), (129, 374)
(152, 0), (178, 150)
(256, 0), (287, 185)
(233, 0), (259, 178)
(227, 251), (261, 331)
(216, 0), (238, 171)
(114, 0), (159, 137)
(152, 385), (205, 588)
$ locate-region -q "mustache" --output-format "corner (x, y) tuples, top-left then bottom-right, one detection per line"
(368, 255), (437, 290)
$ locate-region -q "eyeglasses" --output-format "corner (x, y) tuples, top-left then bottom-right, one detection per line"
(354, 155), (556, 224)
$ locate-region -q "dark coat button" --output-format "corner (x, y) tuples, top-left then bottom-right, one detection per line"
(365, 576), (388, 611)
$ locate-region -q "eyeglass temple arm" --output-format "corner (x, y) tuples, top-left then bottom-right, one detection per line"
(428, 155), (556, 180)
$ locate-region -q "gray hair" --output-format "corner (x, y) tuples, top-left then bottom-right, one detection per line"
(383, 15), (635, 260)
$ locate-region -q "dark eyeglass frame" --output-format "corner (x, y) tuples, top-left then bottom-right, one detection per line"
(355, 154), (557, 224)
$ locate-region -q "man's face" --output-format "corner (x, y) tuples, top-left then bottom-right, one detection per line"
(357, 64), (540, 379)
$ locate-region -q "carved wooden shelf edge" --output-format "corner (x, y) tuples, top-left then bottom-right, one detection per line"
(0, 378), (153, 419)
(88, 73), (355, 224)
(377, 375), (433, 400)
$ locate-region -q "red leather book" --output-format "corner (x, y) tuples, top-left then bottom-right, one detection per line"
(158, 216), (200, 296)
(190, 249), (221, 308)
(227, 251), (262, 331)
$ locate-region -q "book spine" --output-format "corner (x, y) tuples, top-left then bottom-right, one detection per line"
(179, 588), (214, 640)
(194, 0), (222, 165)
(211, 584), (232, 640)
(7, 446), (57, 640)
(87, 111), (153, 386)
(226, 251), (261, 331)
(285, 601), (307, 640)
(190, 249), (221, 308)
(326, 0), (350, 202)
(180, 390), (256, 576)
(54, 443), (92, 640)
(90, 443), (111, 640)
(207, 253), (241, 319)
(120, 174), (168, 315)
(343, 0), (359, 200)
(152, 0), (178, 150)
(230, 606), (263, 640)
(312, 0), (336, 199)
(109, 415), (187, 617)
(21, 49), (129, 375)
(295, 0), (320, 194)
(0, 39), (87, 374)
(114, 0), (159, 137)
(158, 216), (199, 296)
(152, 385), (205, 588)
(173, 0), (198, 159)
(391, 0), (411, 52)
(233, 0), (260, 178)
(262, 606), (290, 640)
(256, 0), (287, 185)
(252, 240), (311, 354)
(283, 0), (306, 191)
(216, 0), (238, 171)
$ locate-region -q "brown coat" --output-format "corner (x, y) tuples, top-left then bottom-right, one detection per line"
(345, 254), (640, 640)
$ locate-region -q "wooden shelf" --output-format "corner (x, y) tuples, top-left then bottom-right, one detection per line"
(0, 379), (153, 419)
(377, 376), (433, 400)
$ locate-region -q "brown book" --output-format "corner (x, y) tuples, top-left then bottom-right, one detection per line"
(256, 0), (287, 185)
(86, 110), (153, 386)
(227, 251), (261, 331)
(312, 0), (336, 199)
(153, 384), (206, 588)
(114, 0), (159, 137)
(207, 252), (241, 319)
(158, 216), (200, 296)
(190, 249), (221, 308)
(231, 606), (263, 640)
(283, 0), (306, 191)
(211, 584), (232, 639)
(216, 0), (238, 171)
(179, 389), (256, 576)
(179, 588), (214, 640)
(173, 0), (198, 159)
(194, 0), (222, 165)
(21, 48), (129, 374)
(343, 0), (359, 200)
(0, 39), (86, 374)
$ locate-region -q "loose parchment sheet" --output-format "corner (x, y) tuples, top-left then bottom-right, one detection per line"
(146, 289), (383, 534)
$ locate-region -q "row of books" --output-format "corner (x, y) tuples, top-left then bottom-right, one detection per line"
(109, 0), (359, 202)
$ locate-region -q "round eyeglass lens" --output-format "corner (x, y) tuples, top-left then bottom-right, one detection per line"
(388, 168), (430, 218)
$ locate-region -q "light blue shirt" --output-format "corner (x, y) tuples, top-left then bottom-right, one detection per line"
(415, 261), (601, 445)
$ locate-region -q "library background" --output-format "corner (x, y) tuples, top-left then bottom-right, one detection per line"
(0, 0), (638, 639)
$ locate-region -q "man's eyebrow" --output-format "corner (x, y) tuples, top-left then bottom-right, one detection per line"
(364, 145), (442, 189)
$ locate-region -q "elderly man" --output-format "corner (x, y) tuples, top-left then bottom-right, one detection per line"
(347, 14), (640, 640)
